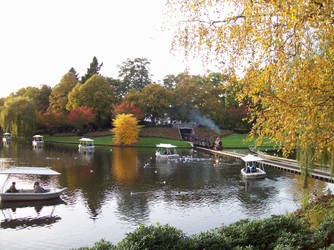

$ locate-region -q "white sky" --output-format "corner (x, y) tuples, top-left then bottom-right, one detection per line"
(0, 0), (212, 98)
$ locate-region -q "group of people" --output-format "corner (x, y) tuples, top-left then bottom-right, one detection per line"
(6, 181), (47, 193)
(244, 162), (257, 173)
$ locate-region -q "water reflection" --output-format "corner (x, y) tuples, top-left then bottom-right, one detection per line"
(0, 198), (65, 229)
(1, 142), (334, 250)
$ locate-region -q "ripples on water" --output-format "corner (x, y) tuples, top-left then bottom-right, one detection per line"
(0, 142), (333, 250)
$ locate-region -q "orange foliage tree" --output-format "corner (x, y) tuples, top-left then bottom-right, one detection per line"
(38, 110), (66, 131)
(112, 114), (141, 145)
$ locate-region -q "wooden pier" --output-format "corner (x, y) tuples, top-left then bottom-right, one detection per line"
(197, 147), (334, 183)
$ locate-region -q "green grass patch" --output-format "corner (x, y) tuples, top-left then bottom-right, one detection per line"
(221, 134), (276, 148)
(43, 135), (191, 147)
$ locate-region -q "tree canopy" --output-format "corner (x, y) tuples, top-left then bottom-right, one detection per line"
(168, 0), (334, 171)
(112, 114), (141, 145)
(81, 56), (103, 84)
(67, 74), (116, 127)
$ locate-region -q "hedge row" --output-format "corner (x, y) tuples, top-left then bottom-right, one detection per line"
(76, 215), (334, 250)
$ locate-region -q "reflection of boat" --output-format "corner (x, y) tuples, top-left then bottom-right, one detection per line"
(0, 198), (65, 229)
(32, 135), (44, 147)
(2, 132), (12, 143)
(241, 154), (266, 179)
(0, 167), (67, 201)
(78, 138), (95, 153)
(156, 144), (180, 160)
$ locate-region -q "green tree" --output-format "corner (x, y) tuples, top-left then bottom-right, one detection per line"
(81, 56), (103, 84)
(14, 86), (39, 100)
(67, 74), (116, 127)
(0, 97), (36, 138)
(118, 57), (152, 95)
(105, 77), (126, 103)
(125, 83), (173, 125)
(48, 72), (78, 113)
(69, 67), (79, 80)
(34, 85), (52, 112)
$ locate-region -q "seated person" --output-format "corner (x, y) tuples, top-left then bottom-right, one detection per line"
(6, 182), (19, 193)
(34, 182), (47, 193)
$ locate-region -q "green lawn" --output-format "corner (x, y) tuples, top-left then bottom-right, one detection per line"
(43, 135), (191, 147)
(221, 133), (276, 148)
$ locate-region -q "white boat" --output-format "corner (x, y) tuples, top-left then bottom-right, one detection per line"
(240, 154), (266, 179)
(32, 135), (44, 147)
(78, 138), (95, 152)
(156, 143), (180, 160)
(0, 167), (67, 202)
(2, 132), (12, 143)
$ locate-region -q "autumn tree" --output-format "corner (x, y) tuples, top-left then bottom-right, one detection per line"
(168, 0), (334, 175)
(67, 74), (115, 127)
(66, 106), (95, 131)
(49, 72), (78, 113)
(37, 110), (66, 132)
(112, 102), (144, 120)
(81, 56), (103, 84)
(112, 114), (141, 145)
(0, 97), (36, 138)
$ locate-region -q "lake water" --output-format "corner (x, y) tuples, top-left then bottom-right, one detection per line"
(0, 141), (333, 250)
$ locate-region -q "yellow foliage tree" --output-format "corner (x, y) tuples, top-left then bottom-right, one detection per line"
(168, 0), (334, 177)
(112, 114), (141, 145)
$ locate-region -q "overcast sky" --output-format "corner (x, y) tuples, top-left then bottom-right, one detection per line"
(0, 0), (211, 98)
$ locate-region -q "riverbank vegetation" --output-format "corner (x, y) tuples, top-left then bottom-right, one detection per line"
(77, 194), (334, 250)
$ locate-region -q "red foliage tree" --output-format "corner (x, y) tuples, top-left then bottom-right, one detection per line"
(112, 102), (144, 120)
(66, 106), (95, 130)
(37, 111), (66, 130)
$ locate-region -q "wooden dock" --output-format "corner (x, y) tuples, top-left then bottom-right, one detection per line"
(197, 147), (334, 183)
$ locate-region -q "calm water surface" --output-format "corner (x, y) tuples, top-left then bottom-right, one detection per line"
(0, 141), (333, 250)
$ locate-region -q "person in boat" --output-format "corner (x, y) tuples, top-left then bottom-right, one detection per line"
(251, 162), (257, 172)
(6, 182), (19, 193)
(34, 181), (47, 193)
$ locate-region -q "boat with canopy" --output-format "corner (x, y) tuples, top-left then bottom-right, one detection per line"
(2, 132), (12, 143)
(78, 138), (95, 152)
(240, 154), (266, 179)
(0, 167), (67, 202)
(32, 135), (44, 147)
(156, 143), (180, 160)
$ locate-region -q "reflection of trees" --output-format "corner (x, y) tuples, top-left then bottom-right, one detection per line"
(293, 174), (327, 203)
(112, 148), (138, 185)
(112, 148), (150, 223)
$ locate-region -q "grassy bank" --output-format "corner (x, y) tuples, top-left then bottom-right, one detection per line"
(221, 133), (276, 149)
(43, 135), (191, 147)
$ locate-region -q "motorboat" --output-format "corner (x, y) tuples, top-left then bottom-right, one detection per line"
(241, 154), (266, 179)
(2, 132), (12, 143)
(156, 143), (180, 160)
(32, 135), (44, 147)
(0, 167), (67, 202)
(78, 138), (95, 153)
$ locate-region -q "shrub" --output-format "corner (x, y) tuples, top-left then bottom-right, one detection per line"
(116, 223), (186, 250)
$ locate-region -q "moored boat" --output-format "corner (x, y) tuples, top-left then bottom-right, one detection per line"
(0, 167), (67, 202)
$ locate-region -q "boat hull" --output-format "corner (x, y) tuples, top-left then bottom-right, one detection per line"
(78, 145), (95, 152)
(241, 168), (266, 179)
(156, 152), (180, 160)
(0, 188), (67, 202)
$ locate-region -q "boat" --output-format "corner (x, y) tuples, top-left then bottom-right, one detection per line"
(78, 138), (95, 152)
(0, 167), (67, 202)
(2, 132), (12, 143)
(156, 143), (180, 160)
(32, 135), (44, 147)
(240, 154), (266, 179)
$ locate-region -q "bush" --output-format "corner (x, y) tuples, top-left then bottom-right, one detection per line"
(75, 239), (115, 250)
(116, 223), (186, 250)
